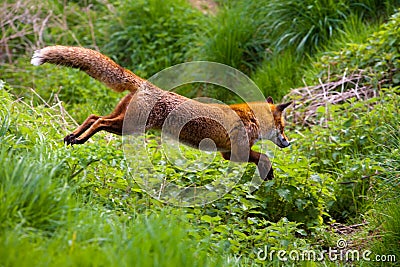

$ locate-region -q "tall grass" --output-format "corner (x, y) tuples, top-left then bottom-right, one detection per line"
(0, 209), (227, 267)
(0, 98), (72, 233)
(251, 12), (381, 100)
(0, 146), (71, 233)
(368, 198), (400, 265)
(250, 49), (304, 100)
(349, 0), (399, 20)
(319, 14), (379, 51)
(0, 89), (228, 267)
(104, 0), (205, 78)
(375, 109), (400, 195)
(302, 14), (380, 85)
(264, 0), (350, 55)
(263, 0), (400, 56)
(189, 2), (269, 73)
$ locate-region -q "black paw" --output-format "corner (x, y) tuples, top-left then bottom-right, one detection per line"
(265, 168), (274, 180)
(64, 133), (77, 146)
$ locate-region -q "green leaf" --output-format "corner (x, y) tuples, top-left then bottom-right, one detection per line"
(276, 188), (291, 201)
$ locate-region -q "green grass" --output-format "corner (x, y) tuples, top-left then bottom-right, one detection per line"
(250, 49), (304, 100)
(264, 0), (351, 55)
(368, 198), (400, 265)
(0, 145), (70, 233)
(188, 1), (268, 73)
(104, 0), (206, 78)
(248, 9), (383, 101)
(261, 0), (399, 56)
(0, 88), (228, 267)
(0, 210), (225, 267)
(247, 0), (399, 101)
(249, 16), (376, 101)
(317, 14), (380, 53)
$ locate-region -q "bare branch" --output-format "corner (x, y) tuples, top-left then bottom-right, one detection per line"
(283, 70), (383, 126)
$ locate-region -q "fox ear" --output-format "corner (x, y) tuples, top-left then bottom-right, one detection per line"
(277, 101), (292, 112)
(266, 96), (274, 104)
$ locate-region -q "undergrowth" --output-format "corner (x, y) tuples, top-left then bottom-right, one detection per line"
(1, 77), (399, 265)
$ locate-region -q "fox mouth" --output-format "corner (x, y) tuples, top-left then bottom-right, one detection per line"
(278, 135), (290, 148)
(277, 142), (290, 148)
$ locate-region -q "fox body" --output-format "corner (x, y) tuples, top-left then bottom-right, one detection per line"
(31, 46), (292, 180)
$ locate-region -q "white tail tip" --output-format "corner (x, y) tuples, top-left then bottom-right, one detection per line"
(31, 50), (44, 66)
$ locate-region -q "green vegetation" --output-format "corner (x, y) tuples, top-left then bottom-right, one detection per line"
(1, 0), (400, 266)
(105, 0), (205, 77)
(188, 2), (268, 73)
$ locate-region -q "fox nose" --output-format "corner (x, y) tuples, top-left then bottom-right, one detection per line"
(278, 134), (290, 148)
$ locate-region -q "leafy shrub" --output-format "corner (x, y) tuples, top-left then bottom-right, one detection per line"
(293, 92), (399, 221)
(308, 9), (400, 88)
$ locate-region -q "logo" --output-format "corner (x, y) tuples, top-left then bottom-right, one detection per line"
(256, 238), (396, 263)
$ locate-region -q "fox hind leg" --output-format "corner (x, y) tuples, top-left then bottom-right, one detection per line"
(64, 114), (101, 144)
(64, 92), (133, 145)
(65, 116), (124, 145)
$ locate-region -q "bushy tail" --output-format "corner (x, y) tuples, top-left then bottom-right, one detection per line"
(31, 46), (145, 93)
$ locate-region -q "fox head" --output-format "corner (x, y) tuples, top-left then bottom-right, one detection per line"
(266, 96), (292, 148)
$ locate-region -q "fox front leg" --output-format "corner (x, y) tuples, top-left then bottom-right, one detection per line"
(248, 150), (274, 180)
(221, 150), (274, 180)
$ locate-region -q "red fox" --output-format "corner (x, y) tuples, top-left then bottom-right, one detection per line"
(31, 46), (292, 180)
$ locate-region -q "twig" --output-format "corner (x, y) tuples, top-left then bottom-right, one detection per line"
(283, 70), (382, 126)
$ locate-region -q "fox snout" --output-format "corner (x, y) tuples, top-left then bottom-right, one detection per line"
(278, 134), (290, 148)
